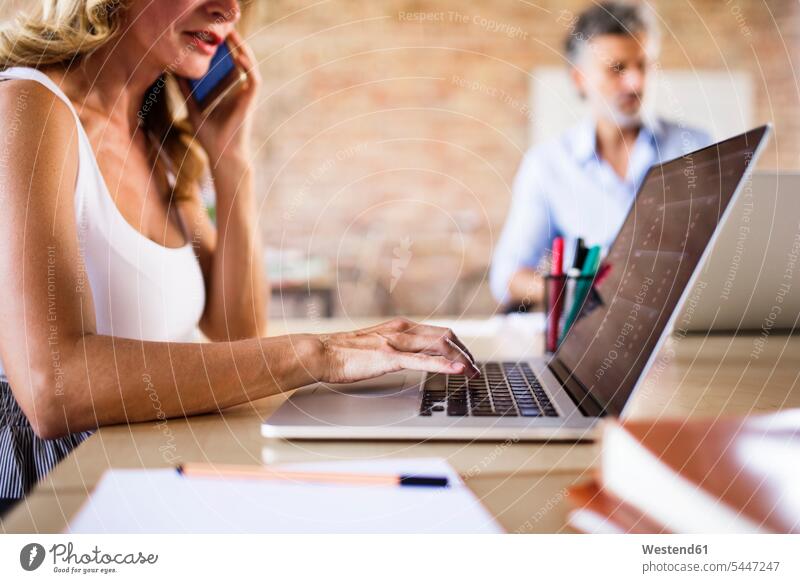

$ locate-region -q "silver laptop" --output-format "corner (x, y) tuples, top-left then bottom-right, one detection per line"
(678, 171), (800, 332)
(263, 125), (771, 442)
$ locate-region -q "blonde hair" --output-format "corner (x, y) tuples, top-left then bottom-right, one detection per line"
(0, 0), (253, 202)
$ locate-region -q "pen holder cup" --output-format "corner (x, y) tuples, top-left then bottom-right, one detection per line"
(543, 274), (594, 354)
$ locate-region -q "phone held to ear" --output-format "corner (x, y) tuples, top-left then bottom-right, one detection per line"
(188, 40), (248, 115)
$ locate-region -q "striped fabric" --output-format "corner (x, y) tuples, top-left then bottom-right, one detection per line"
(0, 378), (92, 498)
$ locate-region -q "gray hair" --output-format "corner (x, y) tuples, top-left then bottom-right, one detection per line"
(564, 2), (659, 64)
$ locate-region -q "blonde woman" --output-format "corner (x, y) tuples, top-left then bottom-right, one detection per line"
(0, 0), (478, 512)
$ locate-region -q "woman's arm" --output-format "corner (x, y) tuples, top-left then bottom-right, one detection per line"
(0, 81), (477, 440)
(185, 157), (267, 341)
(180, 30), (267, 341)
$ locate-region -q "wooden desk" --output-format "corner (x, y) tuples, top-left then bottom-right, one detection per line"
(3, 316), (800, 533)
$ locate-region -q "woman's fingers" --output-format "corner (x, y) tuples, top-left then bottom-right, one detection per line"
(344, 318), (480, 377)
(393, 353), (466, 375)
(382, 331), (480, 378)
(370, 318), (476, 360)
(398, 321), (476, 360)
(382, 331), (449, 355)
(228, 30), (261, 91)
(444, 337), (481, 377)
(230, 30), (257, 71)
(444, 334), (477, 368)
(319, 323), (481, 383)
(396, 322), (478, 368)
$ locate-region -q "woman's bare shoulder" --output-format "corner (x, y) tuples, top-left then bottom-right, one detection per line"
(0, 78), (79, 202)
(0, 77), (76, 134)
(0, 77), (78, 165)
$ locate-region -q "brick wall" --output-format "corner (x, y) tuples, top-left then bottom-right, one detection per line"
(248, 0), (800, 318)
(2, 1), (797, 318)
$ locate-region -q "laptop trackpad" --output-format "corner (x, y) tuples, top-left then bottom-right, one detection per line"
(280, 371), (422, 425)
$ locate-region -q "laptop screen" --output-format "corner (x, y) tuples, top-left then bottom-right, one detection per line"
(552, 125), (769, 416)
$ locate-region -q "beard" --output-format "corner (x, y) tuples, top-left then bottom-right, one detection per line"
(612, 92), (644, 127)
(588, 91), (644, 129)
(608, 105), (643, 129)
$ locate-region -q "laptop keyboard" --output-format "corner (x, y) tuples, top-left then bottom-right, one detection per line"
(419, 362), (558, 418)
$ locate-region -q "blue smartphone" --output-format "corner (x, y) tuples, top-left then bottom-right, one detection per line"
(189, 41), (247, 114)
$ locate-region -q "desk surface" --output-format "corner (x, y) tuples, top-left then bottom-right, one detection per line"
(3, 316), (800, 533)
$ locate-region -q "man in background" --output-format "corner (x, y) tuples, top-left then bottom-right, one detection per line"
(490, 1), (710, 307)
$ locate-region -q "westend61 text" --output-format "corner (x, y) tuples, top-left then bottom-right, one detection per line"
(642, 544), (708, 555)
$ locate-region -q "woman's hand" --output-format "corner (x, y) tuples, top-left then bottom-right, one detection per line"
(180, 29), (261, 167)
(310, 318), (481, 384)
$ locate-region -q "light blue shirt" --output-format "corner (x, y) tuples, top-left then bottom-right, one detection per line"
(489, 117), (711, 303)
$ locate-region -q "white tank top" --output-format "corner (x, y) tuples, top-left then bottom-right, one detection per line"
(0, 67), (206, 377)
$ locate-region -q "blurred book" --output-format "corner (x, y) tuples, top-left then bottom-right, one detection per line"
(567, 410), (800, 533)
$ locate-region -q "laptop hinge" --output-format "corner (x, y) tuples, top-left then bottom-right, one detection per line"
(547, 359), (607, 417)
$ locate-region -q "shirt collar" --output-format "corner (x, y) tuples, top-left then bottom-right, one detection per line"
(569, 116), (665, 164)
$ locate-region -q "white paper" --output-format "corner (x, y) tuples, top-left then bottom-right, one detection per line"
(67, 458), (503, 534)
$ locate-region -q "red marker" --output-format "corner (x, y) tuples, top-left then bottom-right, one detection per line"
(547, 237), (565, 353)
(595, 262), (612, 286)
(551, 237), (564, 277)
